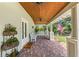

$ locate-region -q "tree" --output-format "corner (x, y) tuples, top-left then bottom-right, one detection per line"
(53, 16), (71, 36)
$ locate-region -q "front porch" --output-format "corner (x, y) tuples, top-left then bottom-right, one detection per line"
(0, 2), (79, 57)
(17, 36), (67, 57)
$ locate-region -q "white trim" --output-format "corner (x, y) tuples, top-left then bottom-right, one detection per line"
(18, 17), (29, 51)
(66, 37), (77, 57)
(53, 2), (78, 20)
(76, 4), (79, 57)
(21, 18), (28, 39)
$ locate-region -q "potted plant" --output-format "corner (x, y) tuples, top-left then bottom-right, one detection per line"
(34, 26), (39, 33)
(3, 24), (17, 36)
(1, 24), (19, 51)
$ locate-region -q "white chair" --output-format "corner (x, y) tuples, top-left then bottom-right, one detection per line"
(30, 32), (36, 42)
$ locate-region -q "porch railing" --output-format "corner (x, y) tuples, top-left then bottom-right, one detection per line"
(29, 31), (50, 42)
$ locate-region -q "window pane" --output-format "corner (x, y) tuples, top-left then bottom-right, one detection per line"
(22, 22), (24, 39)
(25, 23), (27, 37)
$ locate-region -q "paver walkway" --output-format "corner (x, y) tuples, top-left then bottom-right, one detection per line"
(17, 36), (67, 57)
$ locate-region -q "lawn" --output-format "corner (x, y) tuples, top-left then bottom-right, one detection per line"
(55, 35), (66, 42)
(54, 35), (67, 48)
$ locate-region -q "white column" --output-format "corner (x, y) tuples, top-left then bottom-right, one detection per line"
(46, 26), (49, 35)
(76, 4), (79, 57)
(50, 23), (54, 40)
(67, 5), (78, 57)
(71, 6), (77, 38)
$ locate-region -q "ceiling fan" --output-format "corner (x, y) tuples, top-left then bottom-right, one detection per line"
(35, 2), (43, 4)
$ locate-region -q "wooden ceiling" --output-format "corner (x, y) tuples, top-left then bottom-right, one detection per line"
(20, 2), (69, 24)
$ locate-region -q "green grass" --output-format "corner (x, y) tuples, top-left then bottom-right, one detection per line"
(54, 35), (67, 48)
(55, 35), (66, 43)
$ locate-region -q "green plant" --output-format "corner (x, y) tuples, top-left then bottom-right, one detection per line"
(4, 24), (17, 33)
(6, 49), (19, 57)
(48, 26), (50, 32)
(5, 37), (19, 46)
(52, 16), (71, 36)
(35, 26), (47, 33)
(53, 24), (58, 35)
(39, 27), (44, 31)
(35, 26), (39, 33)
(43, 26), (46, 31)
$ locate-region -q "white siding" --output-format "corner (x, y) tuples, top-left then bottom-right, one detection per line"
(0, 2), (34, 56)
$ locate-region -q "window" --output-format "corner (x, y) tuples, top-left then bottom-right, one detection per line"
(25, 23), (27, 37)
(22, 22), (24, 39)
(22, 22), (27, 39)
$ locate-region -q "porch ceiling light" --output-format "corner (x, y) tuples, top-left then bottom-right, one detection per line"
(37, 18), (42, 21)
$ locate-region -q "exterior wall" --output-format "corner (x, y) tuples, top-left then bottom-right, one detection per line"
(0, 2), (34, 56)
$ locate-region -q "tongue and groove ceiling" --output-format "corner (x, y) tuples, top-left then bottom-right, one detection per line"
(20, 2), (69, 24)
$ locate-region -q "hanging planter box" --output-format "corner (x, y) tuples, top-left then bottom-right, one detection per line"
(2, 39), (19, 50)
(1, 24), (19, 57)
(3, 31), (17, 36)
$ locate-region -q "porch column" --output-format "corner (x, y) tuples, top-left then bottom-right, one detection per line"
(71, 7), (77, 38)
(67, 6), (77, 57)
(46, 26), (49, 35)
(76, 4), (79, 57)
(50, 23), (54, 40)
